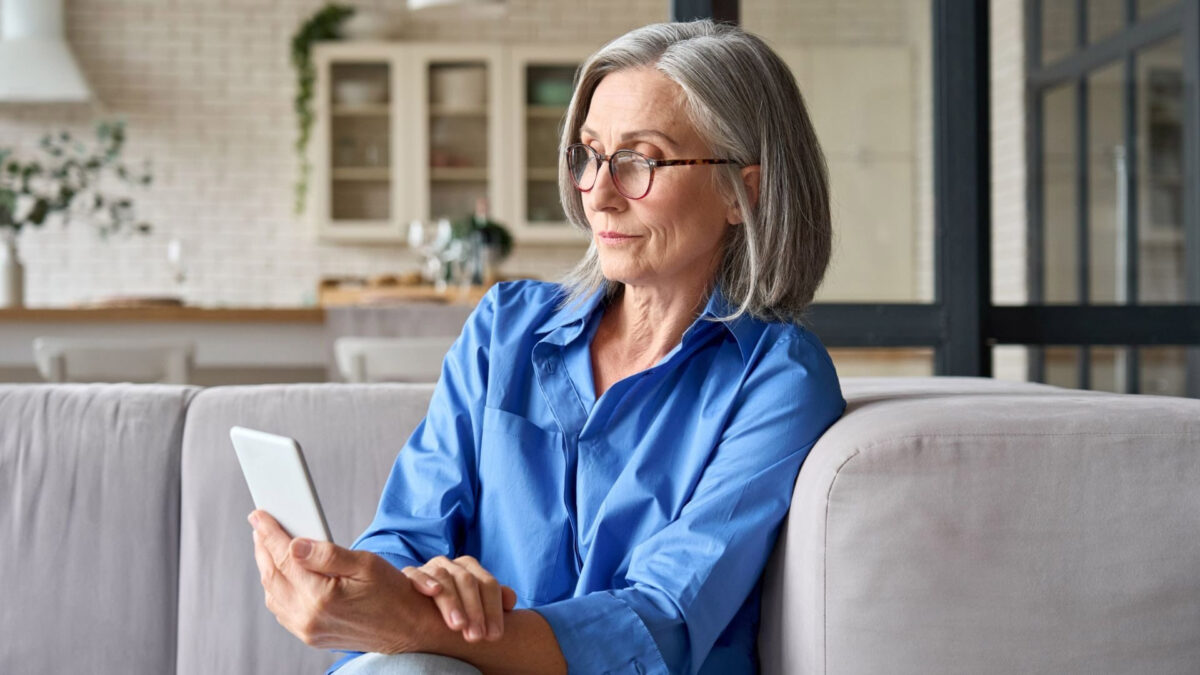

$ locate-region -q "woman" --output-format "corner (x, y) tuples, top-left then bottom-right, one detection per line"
(250, 19), (844, 674)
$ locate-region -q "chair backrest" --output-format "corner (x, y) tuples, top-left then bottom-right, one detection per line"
(333, 336), (457, 383)
(33, 337), (195, 384)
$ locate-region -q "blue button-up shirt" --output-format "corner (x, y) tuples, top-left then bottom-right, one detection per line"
(335, 280), (845, 674)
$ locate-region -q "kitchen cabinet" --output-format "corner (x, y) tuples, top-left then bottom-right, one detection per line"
(311, 42), (592, 244)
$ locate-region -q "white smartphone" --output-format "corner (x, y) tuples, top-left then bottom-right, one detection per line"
(230, 426), (333, 543)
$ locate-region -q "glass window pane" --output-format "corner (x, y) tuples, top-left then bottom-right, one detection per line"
(828, 348), (934, 378)
(1138, 0), (1179, 21)
(1087, 62), (1126, 304)
(1088, 0), (1128, 45)
(743, 0), (933, 303)
(1136, 37), (1187, 303)
(992, 345), (1032, 383)
(1044, 346), (1081, 388)
(1139, 346), (1187, 396)
(992, 0), (1028, 305)
(1089, 346), (1128, 392)
(1042, 1), (1078, 66)
(1044, 84), (1080, 303)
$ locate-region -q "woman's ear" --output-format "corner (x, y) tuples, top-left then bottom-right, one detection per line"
(726, 164), (761, 225)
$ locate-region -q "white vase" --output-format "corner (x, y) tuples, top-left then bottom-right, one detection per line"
(0, 229), (25, 309)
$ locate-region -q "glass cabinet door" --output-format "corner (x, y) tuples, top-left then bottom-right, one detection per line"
(523, 65), (574, 225)
(327, 60), (393, 225)
(427, 61), (489, 220)
(511, 48), (590, 243)
(408, 45), (504, 225)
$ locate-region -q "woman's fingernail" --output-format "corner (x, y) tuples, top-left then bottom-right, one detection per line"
(293, 539), (312, 559)
(450, 610), (465, 627)
(466, 626), (481, 641)
(488, 624), (501, 639)
(247, 512), (259, 528)
(425, 579), (440, 590)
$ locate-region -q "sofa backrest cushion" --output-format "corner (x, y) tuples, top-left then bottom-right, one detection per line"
(760, 377), (1200, 675)
(0, 384), (196, 674)
(175, 383), (435, 675)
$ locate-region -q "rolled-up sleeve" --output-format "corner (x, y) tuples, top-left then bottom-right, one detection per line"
(350, 287), (498, 567)
(534, 334), (845, 674)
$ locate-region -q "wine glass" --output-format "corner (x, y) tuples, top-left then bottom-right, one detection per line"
(166, 237), (186, 300)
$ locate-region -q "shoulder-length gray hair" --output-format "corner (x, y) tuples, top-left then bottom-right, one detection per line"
(559, 20), (831, 324)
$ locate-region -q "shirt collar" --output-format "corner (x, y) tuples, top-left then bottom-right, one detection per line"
(536, 284), (769, 362)
(533, 285), (606, 338)
(696, 285), (768, 363)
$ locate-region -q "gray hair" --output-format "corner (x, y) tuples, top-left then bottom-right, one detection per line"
(558, 20), (831, 324)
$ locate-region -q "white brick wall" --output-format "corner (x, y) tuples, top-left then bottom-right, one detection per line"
(0, 0), (929, 308)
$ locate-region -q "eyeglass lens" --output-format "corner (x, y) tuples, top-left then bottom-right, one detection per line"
(568, 146), (651, 199)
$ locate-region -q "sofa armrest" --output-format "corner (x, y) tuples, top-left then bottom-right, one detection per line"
(760, 377), (1200, 675)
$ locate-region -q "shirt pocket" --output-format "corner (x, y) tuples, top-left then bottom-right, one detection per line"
(477, 406), (574, 605)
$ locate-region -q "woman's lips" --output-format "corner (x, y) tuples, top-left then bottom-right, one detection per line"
(598, 231), (641, 242)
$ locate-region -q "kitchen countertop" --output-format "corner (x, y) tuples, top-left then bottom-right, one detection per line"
(0, 307), (325, 323)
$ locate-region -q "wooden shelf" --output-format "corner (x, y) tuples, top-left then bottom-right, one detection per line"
(332, 104), (391, 117)
(526, 105), (568, 119)
(0, 307), (324, 324)
(430, 105), (488, 117)
(333, 167), (391, 180)
(431, 167), (488, 181)
(319, 284), (490, 306)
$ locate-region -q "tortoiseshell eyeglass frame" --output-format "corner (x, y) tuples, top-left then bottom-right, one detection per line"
(565, 143), (737, 200)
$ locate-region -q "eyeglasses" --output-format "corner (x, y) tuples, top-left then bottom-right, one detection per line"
(565, 143), (737, 200)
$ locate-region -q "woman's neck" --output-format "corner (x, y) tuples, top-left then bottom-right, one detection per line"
(600, 282), (710, 367)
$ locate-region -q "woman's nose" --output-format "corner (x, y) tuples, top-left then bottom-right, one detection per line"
(587, 159), (625, 210)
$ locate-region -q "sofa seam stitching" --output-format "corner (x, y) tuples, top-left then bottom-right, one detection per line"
(823, 448), (861, 675)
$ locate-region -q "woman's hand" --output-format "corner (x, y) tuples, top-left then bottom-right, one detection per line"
(249, 510), (442, 654)
(401, 556), (517, 643)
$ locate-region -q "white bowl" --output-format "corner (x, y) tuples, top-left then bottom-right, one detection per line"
(335, 80), (387, 106)
(430, 66), (486, 110)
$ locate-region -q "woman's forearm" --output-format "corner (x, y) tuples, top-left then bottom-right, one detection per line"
(419, 609), (567, 675)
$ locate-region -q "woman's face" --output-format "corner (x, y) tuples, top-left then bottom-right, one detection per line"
(579, 67), (735, 295)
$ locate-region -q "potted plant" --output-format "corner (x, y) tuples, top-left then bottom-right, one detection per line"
(452, 197), (513, 285)
(0, 120), (153, 308)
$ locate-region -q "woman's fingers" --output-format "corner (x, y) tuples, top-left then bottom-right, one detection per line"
(422, 559), (469, 634)
(454, 556), (504, 640)
(400, 566), (443, 597)
(415, 556), (505, 642)
(443, 560), (486, 642)
(501, 585), (517, 612)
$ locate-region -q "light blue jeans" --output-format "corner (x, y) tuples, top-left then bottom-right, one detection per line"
(335, 653), (482, 675)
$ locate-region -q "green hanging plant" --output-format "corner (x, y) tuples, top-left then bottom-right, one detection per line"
(291, 3), (356, 216)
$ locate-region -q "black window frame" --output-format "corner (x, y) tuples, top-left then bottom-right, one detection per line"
(674, 0), (1200, 397)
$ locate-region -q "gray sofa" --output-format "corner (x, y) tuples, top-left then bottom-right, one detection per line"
(2, 377), (1198, 674)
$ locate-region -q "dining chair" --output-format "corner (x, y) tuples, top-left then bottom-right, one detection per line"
(32, 337), (196, 384)
(333, 336), (457, 383)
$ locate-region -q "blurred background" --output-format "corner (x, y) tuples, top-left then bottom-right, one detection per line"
(0, 0), (1196, 396)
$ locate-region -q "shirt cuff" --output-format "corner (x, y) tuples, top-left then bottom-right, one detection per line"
(351, 534), (422, 571)
(533, 592), (670, 675)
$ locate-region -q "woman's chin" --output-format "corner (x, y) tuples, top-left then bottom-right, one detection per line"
(596, 258), (643, 286)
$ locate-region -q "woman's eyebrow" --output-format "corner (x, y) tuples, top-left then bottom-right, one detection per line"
(579, 125), (680, 149)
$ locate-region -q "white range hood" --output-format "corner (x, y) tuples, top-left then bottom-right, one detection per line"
(0, 0), (93, 102)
